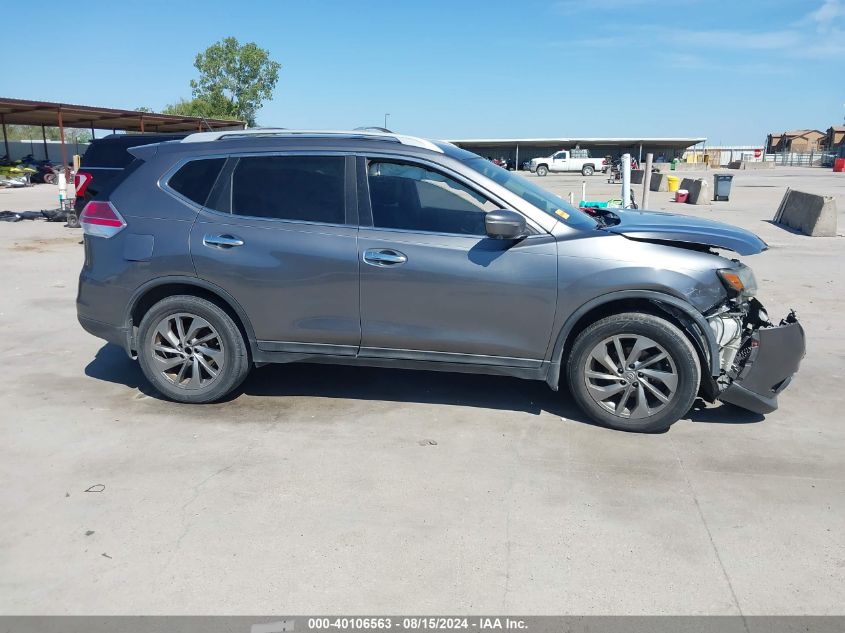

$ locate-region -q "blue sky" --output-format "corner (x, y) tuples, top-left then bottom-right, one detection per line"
(4, 0), (844, 144)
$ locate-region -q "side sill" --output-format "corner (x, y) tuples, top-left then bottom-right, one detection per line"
(250, 350), (548, 381)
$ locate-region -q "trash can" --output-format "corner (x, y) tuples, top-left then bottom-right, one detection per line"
(670, 158), (678, 171)
(834, 158), (845, 173)
(713, 174), (734, 201)
(675, 189), (689, 203)
(667, 175), (680, 192)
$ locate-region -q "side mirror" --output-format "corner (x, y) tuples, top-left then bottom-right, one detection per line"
(485, 210), (527, 240)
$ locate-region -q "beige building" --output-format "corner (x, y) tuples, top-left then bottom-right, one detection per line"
(766, 129), (826, 153)
(825, 125), (845, 152)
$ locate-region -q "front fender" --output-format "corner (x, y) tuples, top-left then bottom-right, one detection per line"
(545, 289), (721, 390)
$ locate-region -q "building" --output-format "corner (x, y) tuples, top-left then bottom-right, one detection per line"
(825, 125), (845, 152)
(447, 137), (705, 167)
(765, 129), (826, 153)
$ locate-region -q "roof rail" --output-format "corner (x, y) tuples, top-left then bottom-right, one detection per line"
(181, 128), (444, 153)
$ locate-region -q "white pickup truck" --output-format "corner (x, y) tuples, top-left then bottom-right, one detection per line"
(529, 150), (605, 176)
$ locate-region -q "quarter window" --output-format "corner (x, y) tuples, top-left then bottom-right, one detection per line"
(367, 161), (498, 235)
(229, 155), (345, 224)
(168, 158), (225, 206)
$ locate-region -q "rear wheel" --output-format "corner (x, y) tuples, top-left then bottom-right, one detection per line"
(137, 295), (250, 403)
(536, 165), (549, 176)
(582, 165), (595, 176)
(566, 313), (700, 432)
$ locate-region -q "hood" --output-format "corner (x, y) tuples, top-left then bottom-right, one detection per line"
(604, 209), (768, 255)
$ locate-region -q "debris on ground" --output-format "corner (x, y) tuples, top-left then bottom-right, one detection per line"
(84, 484), (105, 493)
(0, 209), (71, 223)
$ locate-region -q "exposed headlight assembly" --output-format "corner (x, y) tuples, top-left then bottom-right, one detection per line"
(717, 265), (757, 298)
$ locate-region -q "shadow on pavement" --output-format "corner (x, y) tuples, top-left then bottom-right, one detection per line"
(85, 343), (765, 428)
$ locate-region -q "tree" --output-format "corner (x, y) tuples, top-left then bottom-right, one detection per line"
(162, 96), (240, 121)
(2, 124), (91, 143)
(189, 37), (280, 126)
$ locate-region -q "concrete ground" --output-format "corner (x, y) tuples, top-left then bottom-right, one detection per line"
(0, 170), (843, 615)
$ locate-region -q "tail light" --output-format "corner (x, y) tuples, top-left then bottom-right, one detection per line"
(80, 200), (126, 238)
(74, 171), (93, 197)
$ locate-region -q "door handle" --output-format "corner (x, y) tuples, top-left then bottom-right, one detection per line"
(363, 248), (407, 266)
(203, 234), (244, 249)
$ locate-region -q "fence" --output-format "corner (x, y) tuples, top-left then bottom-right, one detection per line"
(763, 151), (838, 167)
(2, 139), (90, 162)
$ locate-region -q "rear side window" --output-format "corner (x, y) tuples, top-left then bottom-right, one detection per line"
(168, 158), (225, 206)
(228, 156), (345, 224)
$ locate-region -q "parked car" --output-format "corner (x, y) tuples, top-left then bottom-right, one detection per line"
(76, 129), (804, 432)
(529, 150), (606, 176)
(73, 133), (188, 221)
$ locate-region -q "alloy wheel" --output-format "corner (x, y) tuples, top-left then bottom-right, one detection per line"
(583, 334), (678, 419)
(150, 312), (225, 390)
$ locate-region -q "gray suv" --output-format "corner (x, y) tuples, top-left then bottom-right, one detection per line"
(76, 129), (805, 432)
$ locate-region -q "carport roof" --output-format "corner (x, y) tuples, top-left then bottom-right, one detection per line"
(0, 97), (245, 132)
(448, 137), (706, 149)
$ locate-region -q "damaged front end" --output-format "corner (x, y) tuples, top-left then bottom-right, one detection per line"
(705, 272), (806, 414)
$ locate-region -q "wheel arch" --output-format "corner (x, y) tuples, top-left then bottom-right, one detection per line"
(125, 276), (257, 357)
(546, 290), (720, 391)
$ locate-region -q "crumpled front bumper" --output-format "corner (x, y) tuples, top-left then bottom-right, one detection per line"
(718, 317), (805, 414)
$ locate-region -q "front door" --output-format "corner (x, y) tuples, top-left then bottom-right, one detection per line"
(551, 151), (568, 173)
(189, 154), (360, 355)
(357, 157), (557, 367)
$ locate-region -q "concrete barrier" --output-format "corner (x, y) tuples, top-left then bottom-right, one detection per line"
(773, 188), (838, 237)
(729, 161), (775, 170)
(679, 178), (712, 205)
(649, 172), (668, 192)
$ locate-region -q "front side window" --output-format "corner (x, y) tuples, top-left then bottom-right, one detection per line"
(465, 157), (597, 230)
(367, 161), (498, 235)
(228, 155), (345, 224)
(168, 158), (225, 206)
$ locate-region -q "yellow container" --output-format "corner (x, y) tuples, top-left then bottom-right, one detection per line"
(667, 175), (680, 192)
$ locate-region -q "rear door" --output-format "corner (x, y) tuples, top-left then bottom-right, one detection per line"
(186, 153), (360, 355)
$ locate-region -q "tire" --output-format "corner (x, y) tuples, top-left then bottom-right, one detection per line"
(566, 312), (700, 432)
(581, 165), (595, 176)
(137, 295), (250, 403)
(536, 165), (549, 177)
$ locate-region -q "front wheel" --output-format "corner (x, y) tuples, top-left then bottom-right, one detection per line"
(581, 165), (595, 176)
(536, 165), (549, 176)
(566, 313), (700, 432)
(137, 295), (250, 403)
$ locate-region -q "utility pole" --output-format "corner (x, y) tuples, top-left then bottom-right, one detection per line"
(641, 153), (653, 209)
(384, 113), (390, 130)
(621, 153), (632, 208)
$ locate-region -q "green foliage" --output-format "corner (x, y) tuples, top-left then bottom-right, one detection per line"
(188, 37), (281, 126)
(162, 94), (241, 121)
(2, 124), (91, 143)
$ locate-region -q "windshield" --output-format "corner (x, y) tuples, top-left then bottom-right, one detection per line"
(465, 158), (597, 230)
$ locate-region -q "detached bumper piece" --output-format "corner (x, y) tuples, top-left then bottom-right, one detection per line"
(718, 313), (805, 414)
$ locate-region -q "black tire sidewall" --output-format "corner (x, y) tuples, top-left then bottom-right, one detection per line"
(582, 165), (594, 176)
(537, 166), (548, 176)
(567, 313), (700, 432)
(137, 295), (249, 403)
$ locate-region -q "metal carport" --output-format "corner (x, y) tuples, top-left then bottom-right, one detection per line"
(0, 97), (245, 175)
